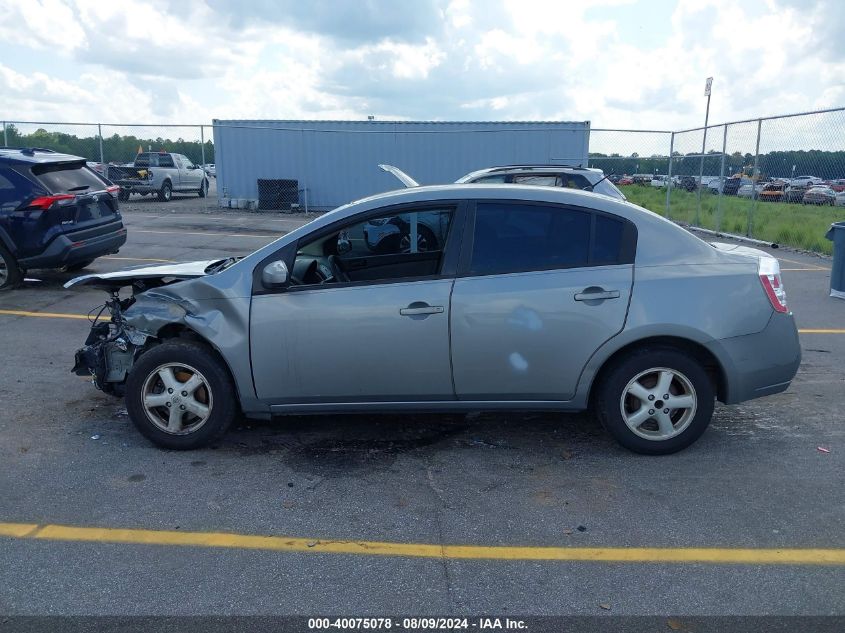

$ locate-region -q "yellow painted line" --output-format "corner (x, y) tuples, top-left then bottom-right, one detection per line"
(0, 522), (843, 565)
(102, 256), (175, 263)
(0, 309), (99, 321)
(133, 229), (277, 239)
(0, 523), (39, 538)
(776, 256), (828, 270)
(799, 329), (845, 334)
(781, 268), (830, 272)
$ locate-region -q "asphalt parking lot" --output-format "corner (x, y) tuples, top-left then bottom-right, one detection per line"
(0, 186), (843, 619)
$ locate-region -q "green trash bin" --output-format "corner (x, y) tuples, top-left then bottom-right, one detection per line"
(825, 221), (845, 299)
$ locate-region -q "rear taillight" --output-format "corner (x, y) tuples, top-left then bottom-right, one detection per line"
(28, 194), (75, 210)
(106, 185), (120, 196)
(759, 256), (788, 313)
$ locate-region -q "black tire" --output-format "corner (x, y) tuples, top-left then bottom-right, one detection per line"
(125, 340), (237, 450)
(118, 190), (130, 201)
(65, 259), (95, 272)
(157, 180), (173, 202)
(594, 346), (715, 455)
(0, 243), (22, 291)
(198, 179), (208, 198)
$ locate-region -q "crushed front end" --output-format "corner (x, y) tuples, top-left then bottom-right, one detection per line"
(72, 290), (149, 396)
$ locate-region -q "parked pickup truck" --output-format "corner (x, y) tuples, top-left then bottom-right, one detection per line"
(107, 152), (209, 202)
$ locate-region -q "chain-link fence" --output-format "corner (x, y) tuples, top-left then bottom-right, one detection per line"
(4, 108), (845, 253)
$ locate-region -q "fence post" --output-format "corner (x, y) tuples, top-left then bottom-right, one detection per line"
(747, 119), (762, 237)
(665, 132), (675, 218)
(2, 122), (7, 147)
(97, 124), (104, 163)
(716, 124), (728, 232)
(200, 125), (206, 168)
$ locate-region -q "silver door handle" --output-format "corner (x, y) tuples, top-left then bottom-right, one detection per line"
(574, 289), (620, 301)
(400, 305), (444, 316)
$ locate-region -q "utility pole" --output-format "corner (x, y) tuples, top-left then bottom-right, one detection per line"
(695, 77), (713, 225)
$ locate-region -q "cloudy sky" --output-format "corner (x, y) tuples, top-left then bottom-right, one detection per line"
(0, 0), (843, 131)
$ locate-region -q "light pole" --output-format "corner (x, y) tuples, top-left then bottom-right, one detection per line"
(695, 77), (713, 225)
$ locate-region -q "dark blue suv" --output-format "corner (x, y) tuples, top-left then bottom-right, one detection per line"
(0, 148), (127, 290)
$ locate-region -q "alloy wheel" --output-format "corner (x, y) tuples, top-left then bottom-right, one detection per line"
(619, 367), (697, 441)
(141, 363), (213, 435)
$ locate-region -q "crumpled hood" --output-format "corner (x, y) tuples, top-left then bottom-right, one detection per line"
(64, 259), (221, 290)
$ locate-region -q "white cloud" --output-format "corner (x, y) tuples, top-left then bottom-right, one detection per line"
(0, 0), (842, 152)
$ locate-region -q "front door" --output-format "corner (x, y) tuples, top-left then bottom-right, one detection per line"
(250, 205), (461, 403)
(450, 201), (635, 401)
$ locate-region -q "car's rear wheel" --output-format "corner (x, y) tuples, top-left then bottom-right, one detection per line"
(158, 181), (173, 202)
(118, 190), (130, 201)
(198, 179), (208, 198)
(125, 340), (237, 449)
(0, 244), (22, 291)
(594, 347), (715, 455)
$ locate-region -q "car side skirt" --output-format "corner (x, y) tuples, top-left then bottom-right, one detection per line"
(268, 400), (584, 415)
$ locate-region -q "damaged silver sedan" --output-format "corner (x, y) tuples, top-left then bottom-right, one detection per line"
(67, 184), (801, 454)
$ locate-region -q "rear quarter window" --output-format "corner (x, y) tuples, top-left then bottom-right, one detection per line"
(0, 167), (39, 211)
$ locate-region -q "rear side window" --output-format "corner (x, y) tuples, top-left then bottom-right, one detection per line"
(470, 203), (591, 275)
(512, 175), (560, 186)
(470, 202), (635, 275)
(0, 167), (38, 211)
(31, 163), (107, 194)
(135, 153), (175, 168)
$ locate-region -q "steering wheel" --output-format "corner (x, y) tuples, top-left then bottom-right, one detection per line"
(327, 255), (350, 283)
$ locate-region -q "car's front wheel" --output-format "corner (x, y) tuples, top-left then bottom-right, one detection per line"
(594, 347), (715, 455)
(125, 340), (237, 449)
(198, 179), (208, 198)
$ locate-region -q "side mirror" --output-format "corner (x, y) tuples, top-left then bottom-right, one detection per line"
(261, 260), (289, 288)
(337, 230), (352, 255)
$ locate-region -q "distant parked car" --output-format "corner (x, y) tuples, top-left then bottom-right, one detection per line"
(203, 164), (216, 178)
(790, 175), (823, 188)
(632, 174), (652, 185)
(722, 177), (750, 196)
(802, 186), (836, 205)
(0, 148), (127, 289)
(617, 176), (634, 185)
(784, 185), (808, 204)
(451, 165), (627, 201)
(737, 183), (766, 199)
(827, 179), (845, 192)
(86, 161), (108, 177)
(759, 182), (787, 203)
(650, 175), (669, 188)
(835, 191), (845, 207)
(676, 176), (698, 192)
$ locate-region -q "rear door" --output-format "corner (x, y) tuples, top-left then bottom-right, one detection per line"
(450, 200), (636, 401)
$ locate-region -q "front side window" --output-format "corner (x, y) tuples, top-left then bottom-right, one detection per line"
(292, 208), (454, 285)
(470, 202), (633, 275)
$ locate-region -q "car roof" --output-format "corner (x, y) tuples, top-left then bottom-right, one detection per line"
(0, 147), (86, 165)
